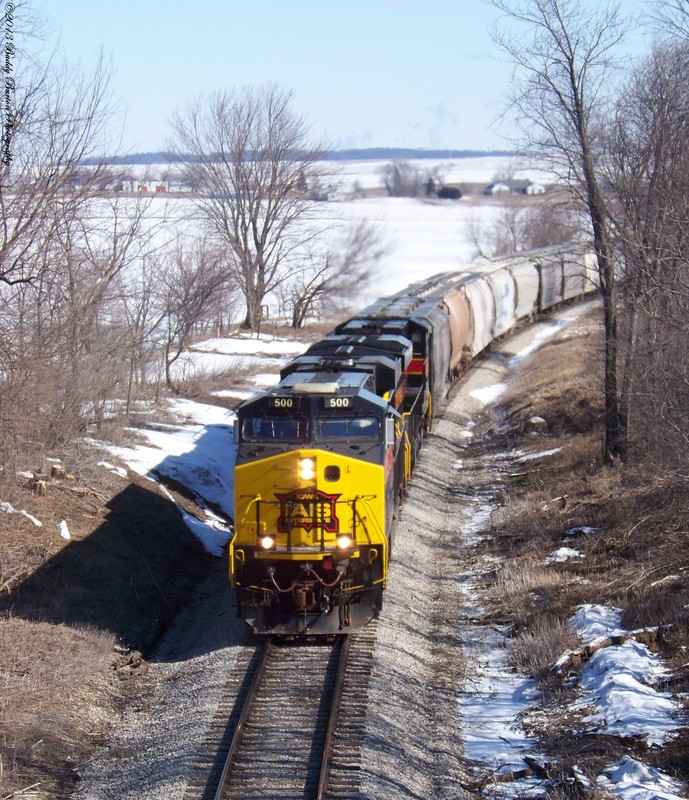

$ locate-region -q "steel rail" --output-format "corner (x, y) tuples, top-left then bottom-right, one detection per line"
(212, 639), (273, 800)
(316, 634), (350, 800)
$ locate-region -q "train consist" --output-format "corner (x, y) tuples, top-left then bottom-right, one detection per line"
(229, 244), (598, 635)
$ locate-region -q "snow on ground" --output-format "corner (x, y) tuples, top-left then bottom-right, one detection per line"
(458, 620), (544, 797)
(545, 546), (584, 563)
(598, 756), (686, 799)
(105, 155), (526, 314)
(567, 606), (685, 797)
(516, 446), (562, 461)
(189, 334), (308, 357)
(568, 605), (683, 748)
(102, 398), (237, 556)
(570, 603), (627, 644)
(455, 314), (685, 798)
(466, 316), (578, 410)
(172, 333), (310, 385)
(470, 382), (507, 406)
(510, 315), (578, 364)
(459, 506), (685, 798)
(576, 640), (680, 744)
(0, 500), (42, 528)
(456, 478), (545, 797)
(171, 351), (285, 381)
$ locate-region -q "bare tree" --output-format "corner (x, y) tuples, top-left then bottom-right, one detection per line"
(117, 253), (166, 412)
(0, 12), (119, 468)
(155, 238), (234, 393)
(2, 192), (158, 443)
(0, 45), (114, 286)
(378, 159), (440, 198)
(385, 159), (419, 197)
(169, 85), (329, 331)
(468, 194), (578, 258)
(490, 0), (631, 462)
(278, 219), (387, 328)
(651, 0), (689, 38)
(605, 39), (689, 470)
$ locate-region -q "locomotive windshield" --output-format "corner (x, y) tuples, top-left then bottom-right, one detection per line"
(241, 415), (308, 442)
(314, 416), (380, 441)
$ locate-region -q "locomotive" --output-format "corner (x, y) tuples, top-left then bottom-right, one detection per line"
(229, 244), (597, 635)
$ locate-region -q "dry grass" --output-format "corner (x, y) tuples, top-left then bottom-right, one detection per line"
(476, 306), (689, 789)
(493, 558), (587, 631)
(0, 458), (213, 797)
(0, 619), (115, 798)
(510, 615), (580, 683)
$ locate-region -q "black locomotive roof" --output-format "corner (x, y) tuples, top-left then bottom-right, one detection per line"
(281, 350), (401, 398)
(305, 334), (413, 369)
(348, 294), (422, 319)
(336, 314), (432, 338)
(277, 369), (373, 393)
(237, 368), (395, 414)
(236, 369), (379, 415)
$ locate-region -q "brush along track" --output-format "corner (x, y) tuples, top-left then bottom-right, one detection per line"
(185, 622), (377, 800)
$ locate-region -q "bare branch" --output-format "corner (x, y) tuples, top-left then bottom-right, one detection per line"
(649, 0), (689, 39)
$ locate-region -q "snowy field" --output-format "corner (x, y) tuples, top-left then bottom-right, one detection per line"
(115, 154), (544, 307)
(320, 195), (503, 302)
(331, 153), (551, 193)
(140, 154), (533, 389)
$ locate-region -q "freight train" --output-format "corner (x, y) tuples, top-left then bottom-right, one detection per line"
(229, 244), (598, 635)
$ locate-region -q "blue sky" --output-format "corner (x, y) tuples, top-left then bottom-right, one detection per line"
(46, 0), (650, 154)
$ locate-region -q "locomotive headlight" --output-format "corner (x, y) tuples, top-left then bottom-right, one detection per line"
(299, 457), (316, 481)
(259, 535), (276, 550)
(336, 535), (353, 550)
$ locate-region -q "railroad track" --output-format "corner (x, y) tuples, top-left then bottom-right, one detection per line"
(185, 623), (377, 800)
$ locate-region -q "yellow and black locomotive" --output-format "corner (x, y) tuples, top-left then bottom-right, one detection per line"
(231, 332), (419, 635)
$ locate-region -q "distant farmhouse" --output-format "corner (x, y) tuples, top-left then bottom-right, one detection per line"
(483, 179), (546, 196)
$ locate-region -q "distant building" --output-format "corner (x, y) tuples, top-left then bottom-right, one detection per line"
(483, 179), (546, 196)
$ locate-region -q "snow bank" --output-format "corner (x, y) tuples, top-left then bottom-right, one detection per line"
(567, 605), (681, 745)
(597, 756), (685, 799)
(574, 640), (679, 745)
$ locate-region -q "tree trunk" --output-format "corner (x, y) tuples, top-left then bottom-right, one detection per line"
(602, 283), (626, 462)
(581, 142), (627, 462)
(242, 293), (262, 330)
